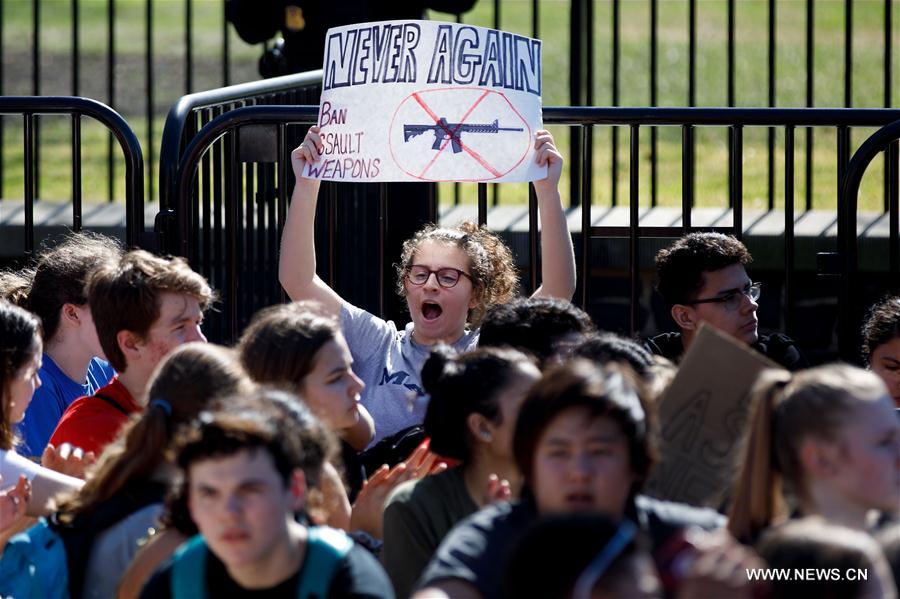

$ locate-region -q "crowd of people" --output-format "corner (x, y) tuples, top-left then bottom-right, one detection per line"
(0, 129), (897, 598)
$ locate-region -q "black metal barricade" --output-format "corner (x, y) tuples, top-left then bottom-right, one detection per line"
(0, 96), (144, 256)
(839, 125), (900, 363)
(168, 105), (900, 355)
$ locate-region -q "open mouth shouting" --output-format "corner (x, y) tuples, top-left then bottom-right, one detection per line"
(421, 300), (444, 323)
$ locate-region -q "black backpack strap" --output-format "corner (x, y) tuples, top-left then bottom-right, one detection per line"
(93, 392), (131, 417)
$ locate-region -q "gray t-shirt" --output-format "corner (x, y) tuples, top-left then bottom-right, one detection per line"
(341, 304), (479, 447)
(82, 502), (163, 599)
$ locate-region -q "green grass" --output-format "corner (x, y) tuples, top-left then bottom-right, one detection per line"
(0, 0), (896, 212)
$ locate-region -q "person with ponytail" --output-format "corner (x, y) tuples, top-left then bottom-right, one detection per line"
(381, 345), (540, 597)
(51, 342), (252, 599)
(728, 364), (900, 545)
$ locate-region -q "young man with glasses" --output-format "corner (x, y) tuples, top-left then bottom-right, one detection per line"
(646, 232), (807, 370)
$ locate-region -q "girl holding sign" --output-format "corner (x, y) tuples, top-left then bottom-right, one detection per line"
(279, 126), (575, 449)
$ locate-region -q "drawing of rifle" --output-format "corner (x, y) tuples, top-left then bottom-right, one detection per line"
(403, 118), (524, 153)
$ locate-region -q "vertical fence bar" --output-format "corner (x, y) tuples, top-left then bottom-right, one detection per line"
(24, 114), (34, 256)
(0, 3), (3, 199)
(889, 141), (899, 280)
(201, 109), (212, 280)
(185, 0), (193, 94)
(107, 0), (115, 203)
(731, 125), (743, 240)
(726, 0), (735, 207)
(146, 0), (154, 204)
(478, 183), (487, 226)
(884, 0), (892, 213)
(611, 0), (619, 206)
(805, 0), (814, 211)
(836, 126), (850, 280)
(529, 184), (538, 293)
(532, 0), (539, 38)
(72, 114), (82, 231)
(682, 125), (694, 231)
(727, 0), (735, 107)
(688, 0), (696, 108)
(222, 3), (230, 86)
(837, 123), (854, 362)
(225, 129), (238, 342)
(580, 125), (592, 309)
(32, 0), (40, 201)
(245, 161), (255, 321)
(767, 0), (775, 211)
(845, 0), (853, 107)
(212, 106), (224, 297)
(629, 125), (640, 335)
(569, 0), (583, 208)
(650, 0), (658, 207)
(784, 125), (795, 336)
(276, 123), (287, 300)
(72, 0), (79, 95)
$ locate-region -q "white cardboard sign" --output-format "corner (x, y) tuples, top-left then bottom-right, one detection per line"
(306, 20), (546, 183)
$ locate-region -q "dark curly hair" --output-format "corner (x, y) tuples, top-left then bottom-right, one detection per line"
(478, 297), (594, 365)
(861, 295), (900, 364)
(655, 232), (752, 306)
(422, 344), (536, 462)
(162, 389), (336, 536)
(395, 221), (520, 327)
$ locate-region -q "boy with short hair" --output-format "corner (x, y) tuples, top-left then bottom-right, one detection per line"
(140, 406), (394, 598)
(646, 232), (806, 370)
(19, 232), (121, 457)
(49, 250), (213, 455)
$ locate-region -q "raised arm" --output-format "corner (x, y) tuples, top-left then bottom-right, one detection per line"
(278, 126), (346, 317)
(529, 130), (577, 301)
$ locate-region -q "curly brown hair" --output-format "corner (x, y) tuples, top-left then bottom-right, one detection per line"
(395, 221), (520, 327)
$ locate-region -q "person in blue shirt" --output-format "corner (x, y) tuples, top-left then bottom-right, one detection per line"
(18, 232), (122, 458)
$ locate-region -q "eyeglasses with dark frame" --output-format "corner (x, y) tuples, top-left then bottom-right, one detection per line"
(405, 265), (472, 289)
(683, 282), (762, 312)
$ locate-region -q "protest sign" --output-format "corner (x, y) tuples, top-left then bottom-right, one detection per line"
(643, 324), (784, 509)
(307, 20), (546, 183)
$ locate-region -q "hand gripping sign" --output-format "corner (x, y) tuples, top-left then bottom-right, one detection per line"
(306, 20), (546, 183)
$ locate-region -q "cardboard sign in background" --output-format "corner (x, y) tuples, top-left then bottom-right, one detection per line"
(644, 324), (784, 509)
(307, 20), (546, 183)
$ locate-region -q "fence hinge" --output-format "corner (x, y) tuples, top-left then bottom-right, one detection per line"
(154, 209), (177, 255)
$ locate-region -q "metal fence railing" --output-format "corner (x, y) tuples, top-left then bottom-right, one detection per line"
(3, 1), (894, 214)
(167, 105), (900, 357)
(0, 96), (144, 256)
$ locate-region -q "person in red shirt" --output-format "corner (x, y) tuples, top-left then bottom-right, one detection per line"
(49, 250), (214, 455)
